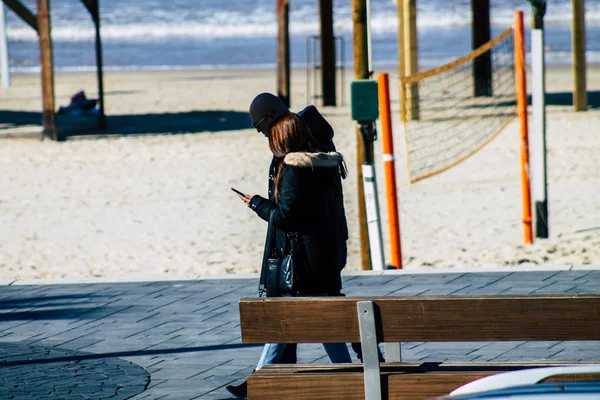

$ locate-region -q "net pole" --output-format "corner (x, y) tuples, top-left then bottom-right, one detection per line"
(514, 11), (533, 245)
(395, 0), (405, 122)
(378, 73), (403, 269)
(403, 0), (419, 120)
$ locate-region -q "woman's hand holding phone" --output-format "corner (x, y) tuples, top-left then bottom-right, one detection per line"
(232, 187), (253, 207)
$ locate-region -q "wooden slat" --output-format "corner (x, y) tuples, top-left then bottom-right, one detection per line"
(240, 295), (600, 343)
(250, 370), (496, 400)
(249, 362), (590, 400)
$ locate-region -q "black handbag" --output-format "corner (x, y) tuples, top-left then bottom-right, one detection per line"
(258, 213), (305, 297)
(276, 232), (302, 294)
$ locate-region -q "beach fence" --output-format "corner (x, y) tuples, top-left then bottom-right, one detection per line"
(398, 14), (533, 243)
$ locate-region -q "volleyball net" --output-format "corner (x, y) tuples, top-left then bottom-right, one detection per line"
(399, 27), (516, 183)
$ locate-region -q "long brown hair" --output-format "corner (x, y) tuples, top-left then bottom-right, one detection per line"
(268, 113), (321, 158)
(269, 114), (323, 201)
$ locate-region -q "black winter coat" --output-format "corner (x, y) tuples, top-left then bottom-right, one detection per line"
(250, 152), (346, 295)
(267, 106), (349, 241)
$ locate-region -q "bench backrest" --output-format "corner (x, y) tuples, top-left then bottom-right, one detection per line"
(240, 295), (600, 344)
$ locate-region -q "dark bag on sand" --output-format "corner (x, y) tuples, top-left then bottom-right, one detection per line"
(259, 214), (306, 297)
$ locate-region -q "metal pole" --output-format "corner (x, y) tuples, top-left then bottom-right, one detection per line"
(357, 301), (382, 400)
(352, 0), (372, 270)
(378, 73), (403, 268)
(529, 0), (549, 238)
(514, 11), (533, 245)
(360, 124), (385, 271)
(0, 3), (10, 88)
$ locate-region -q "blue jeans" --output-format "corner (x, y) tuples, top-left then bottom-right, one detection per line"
(256, 342), (352, 370)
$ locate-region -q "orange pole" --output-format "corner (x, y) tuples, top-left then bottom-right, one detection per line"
(378, 73), (403, 268)
(514, 11), (533, 245)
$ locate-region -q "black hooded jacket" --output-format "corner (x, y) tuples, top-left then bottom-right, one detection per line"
(267, 106), (349, 242)
(250, 152), (346, 295)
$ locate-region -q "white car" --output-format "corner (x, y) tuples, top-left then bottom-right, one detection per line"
(440, 365), (600, 400)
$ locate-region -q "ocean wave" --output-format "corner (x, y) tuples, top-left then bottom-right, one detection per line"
(6, 9), (600, 42)
(10, 51), (600, 74)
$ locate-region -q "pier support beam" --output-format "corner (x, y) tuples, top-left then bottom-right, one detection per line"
(276, 0), (290, 108)
(37, 0), (57, 140)
(403, 0), (419, 120)
(319, 0), (336, 106)
(571, 0), (587, 111)
(471, 0), (492, 97)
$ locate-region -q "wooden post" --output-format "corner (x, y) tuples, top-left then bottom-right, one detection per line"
(403, 0), (419, 120)
(319, 0), (336, 106)
(37, 0), (57, 140)
(514, 11), (533, 245)
(352, 0), (372, 270)
(572, 0), (587, 111)
(90, 0), (106, 128)
(396, 0), (405, 120)
(471, 0), (492, 97)
(276, 0), (290, 108)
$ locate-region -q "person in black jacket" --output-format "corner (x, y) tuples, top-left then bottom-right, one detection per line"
(250, 93), (350, 363)
(244, 113), (348, 296)
(248, 93), (349, 275)
(227, 113), (351, 399)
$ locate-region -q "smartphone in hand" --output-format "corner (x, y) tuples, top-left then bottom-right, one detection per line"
(231, 187), (245, 196)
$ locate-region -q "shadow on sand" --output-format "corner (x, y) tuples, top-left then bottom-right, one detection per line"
(0, 109), (252, 140)
(529, 90), (600, 109)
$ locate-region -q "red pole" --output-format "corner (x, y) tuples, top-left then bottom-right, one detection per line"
(378, 73), (403, 268)
(514, 11), (533, 244)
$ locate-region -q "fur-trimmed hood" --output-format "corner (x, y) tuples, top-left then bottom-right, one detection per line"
(283, 152), (343, 169)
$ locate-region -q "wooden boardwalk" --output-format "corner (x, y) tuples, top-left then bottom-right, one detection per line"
(1, 267), (599, 399)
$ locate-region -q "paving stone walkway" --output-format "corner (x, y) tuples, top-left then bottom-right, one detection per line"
(1, 268), (599, 399)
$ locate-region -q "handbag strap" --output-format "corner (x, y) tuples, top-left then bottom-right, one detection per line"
(258, 211), (277, 296)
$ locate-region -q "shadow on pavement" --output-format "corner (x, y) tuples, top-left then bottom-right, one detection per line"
(0, 343), (263, 366)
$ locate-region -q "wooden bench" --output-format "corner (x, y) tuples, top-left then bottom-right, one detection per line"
(239, 295), (600, 400)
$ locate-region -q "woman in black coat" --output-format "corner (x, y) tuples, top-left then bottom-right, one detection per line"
(241, 113), (349, 296)
(234, 113), (351, 390)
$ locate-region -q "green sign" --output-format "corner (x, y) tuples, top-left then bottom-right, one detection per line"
(351, 80), (379, 121)
(526, 0), (546, 18)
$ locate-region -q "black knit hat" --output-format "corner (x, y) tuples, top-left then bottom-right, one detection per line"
(249, 93), (290, 133)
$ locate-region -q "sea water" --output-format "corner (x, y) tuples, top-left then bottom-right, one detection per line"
(4, 0), (600, 72)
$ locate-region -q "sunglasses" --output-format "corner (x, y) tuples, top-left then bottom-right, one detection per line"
(252, 115), (267, 132)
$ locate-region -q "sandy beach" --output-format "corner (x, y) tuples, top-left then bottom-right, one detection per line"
(0, 65), (599, 280)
